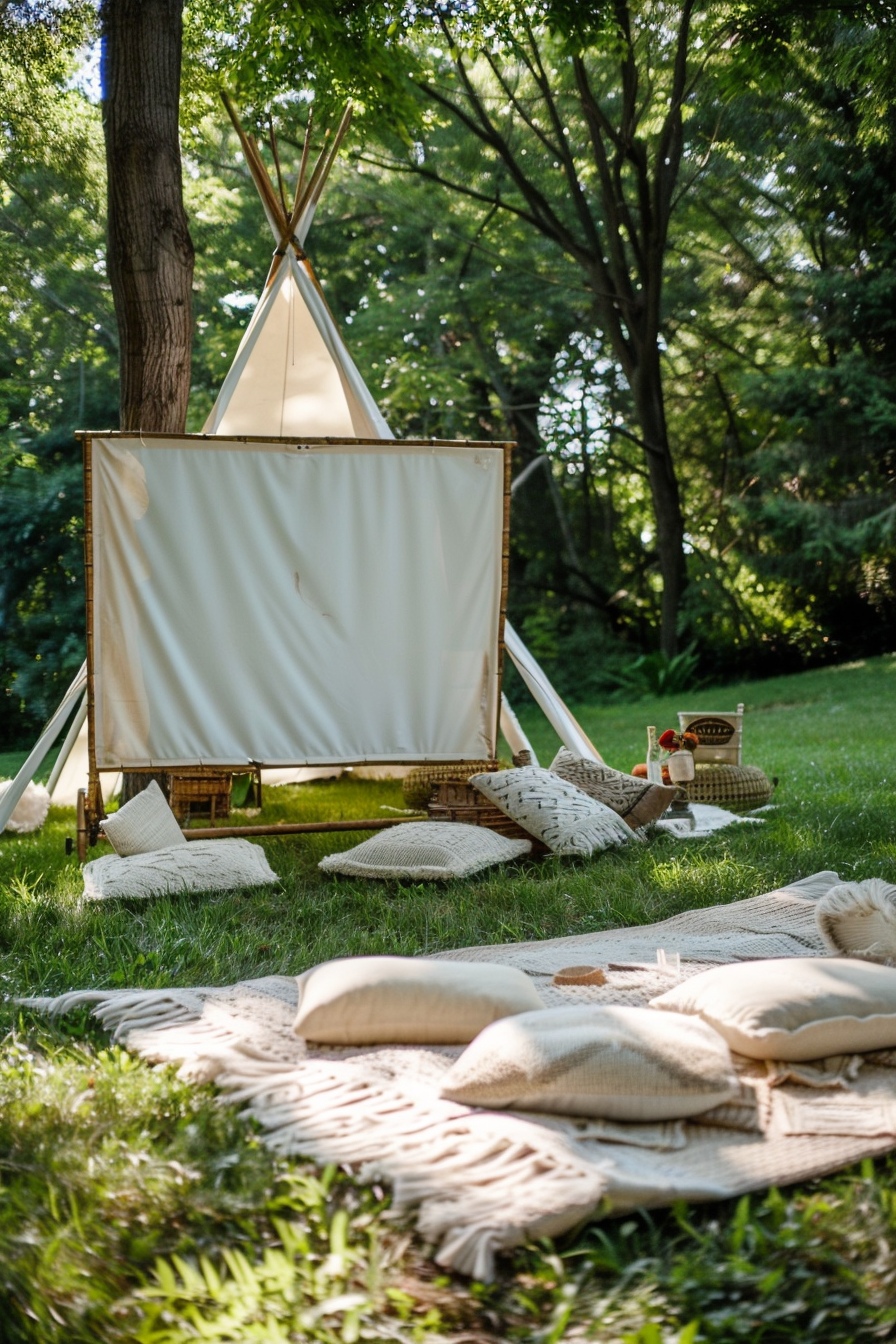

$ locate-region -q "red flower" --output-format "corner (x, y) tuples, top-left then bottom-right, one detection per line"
(658, 729), (679, 750)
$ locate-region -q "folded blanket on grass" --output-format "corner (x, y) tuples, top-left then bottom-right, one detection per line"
(23, 870), (896, 1281)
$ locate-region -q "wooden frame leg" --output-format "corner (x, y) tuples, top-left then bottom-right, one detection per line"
(76, 789), (88, 864)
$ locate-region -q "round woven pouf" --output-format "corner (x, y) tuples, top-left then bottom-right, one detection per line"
(402, 761), (500, 811)
(687, 764), (774, 810)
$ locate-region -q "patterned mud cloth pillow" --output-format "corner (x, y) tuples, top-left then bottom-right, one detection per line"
(550, 748), (678, 830)
(469, 766), (634, 857)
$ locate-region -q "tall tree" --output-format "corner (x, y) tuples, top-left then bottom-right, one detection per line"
(101, 0), (194, 432)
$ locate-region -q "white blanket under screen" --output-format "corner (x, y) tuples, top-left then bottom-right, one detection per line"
(88, 435), (505, 769)
(28, 872), (896, 1280)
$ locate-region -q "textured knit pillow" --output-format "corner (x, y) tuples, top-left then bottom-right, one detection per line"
(318, 821), (531, 881)
(650, 957), (896, 1061)
(549, 748), (678, 830)
(440, 1005), (737, 1121)
(815, 879), (896, 960)
(101, 780), (185, 856)
(82, 838), (278, 901)
(293, 955), (546, 1045)
(469, 766), (632, 856)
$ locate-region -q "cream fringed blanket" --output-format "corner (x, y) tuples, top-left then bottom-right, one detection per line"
(25, 871), (896, 1280)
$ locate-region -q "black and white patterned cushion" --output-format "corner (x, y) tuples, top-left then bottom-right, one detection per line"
(470, 766), (633, 856)
(550, 748), (677, 829)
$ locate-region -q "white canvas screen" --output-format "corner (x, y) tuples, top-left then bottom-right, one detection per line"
(89, 435), (505, 769)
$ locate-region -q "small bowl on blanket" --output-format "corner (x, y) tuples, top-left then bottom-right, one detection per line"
(552, 966), (607, 986)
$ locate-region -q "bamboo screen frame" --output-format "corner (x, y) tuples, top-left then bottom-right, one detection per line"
(78, 432), (512, 843)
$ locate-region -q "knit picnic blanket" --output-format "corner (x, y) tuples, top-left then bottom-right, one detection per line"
(25, 870), (896, 1280)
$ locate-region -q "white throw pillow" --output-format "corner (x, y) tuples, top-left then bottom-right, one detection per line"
(549, 748), (678, 830)
(82, 838), (278, 901)
(469, 766), (633, 856)
(293, 955), (545, 1045)
(650, 957), (896, 1061)
(318, 821), (531, 881)
(815, 879), (896, 960)
(102, 780), (185, 856)
(440, 1005), (737, 1121)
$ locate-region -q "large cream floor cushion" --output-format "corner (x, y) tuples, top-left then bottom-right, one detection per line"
(318, 821), (531, 881)
(651, 956), (896, 1060)
(83, 838), (278, 901)
(470, 766), (633, 856)
(293, 955), (545, 1045)
(440, 1004), (737, 1121)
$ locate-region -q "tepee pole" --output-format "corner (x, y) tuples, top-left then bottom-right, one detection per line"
(268, 111), (288, 215)
(295, 109), (314, 209)
(304, 104), (353, 220)
(220, 90), (283, 239)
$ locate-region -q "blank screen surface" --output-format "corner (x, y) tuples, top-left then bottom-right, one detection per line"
(89, 436), (505, 769)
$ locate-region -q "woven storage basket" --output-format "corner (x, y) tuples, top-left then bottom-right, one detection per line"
(403, 761), (502, 811)
(686, 764), (774, 810)
(167, 771), (233, 823)
(427, 781), (548, 855)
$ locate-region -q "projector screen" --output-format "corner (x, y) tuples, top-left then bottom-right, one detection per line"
(86, 434), (507, 770)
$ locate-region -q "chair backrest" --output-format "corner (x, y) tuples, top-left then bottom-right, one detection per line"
(677, 704), (744, 765)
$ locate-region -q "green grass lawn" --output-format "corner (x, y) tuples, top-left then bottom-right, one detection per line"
(2, 655), (896, 1342)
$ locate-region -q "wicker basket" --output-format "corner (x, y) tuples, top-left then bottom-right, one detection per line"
(403, 761), (502, 811)
(168, 771), (233, 823)
(686, 764), (774, 811)
(427, 781), (548, 855)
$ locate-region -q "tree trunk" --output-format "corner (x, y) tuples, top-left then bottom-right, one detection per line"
(631, 351), (688, 658)
(101, 0), (194, 434)
(100, 0), (193, 803)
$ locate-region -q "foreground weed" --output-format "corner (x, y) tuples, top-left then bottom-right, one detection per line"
(482, 1178), (896, 1341)
(133, 1169), (432, 1343)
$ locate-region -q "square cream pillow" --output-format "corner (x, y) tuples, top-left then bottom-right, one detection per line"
(650, 957), (896, 1061)
(469, 766), (633, 857)
(318, 820), (531, 881)
(102, 780), (185, 856)
(549, 748), (678, 830)
(293, 955), (546, 1045)
(82, 838), (278, 901)
(440, 1005), (737, 1121)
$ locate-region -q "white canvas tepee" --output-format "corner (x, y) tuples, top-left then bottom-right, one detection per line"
(0, 101), (598, 832)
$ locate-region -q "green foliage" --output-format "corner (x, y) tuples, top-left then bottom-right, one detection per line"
(609, 645), (703, 701)
(4, 0), (896, 717)
(0, 28), (117, 743)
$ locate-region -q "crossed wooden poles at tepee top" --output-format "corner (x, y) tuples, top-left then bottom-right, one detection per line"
(221, 91), (352, 288)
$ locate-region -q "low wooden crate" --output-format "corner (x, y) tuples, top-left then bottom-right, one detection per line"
(168, 771), (233, 823)
(427, 781), (548, 855)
